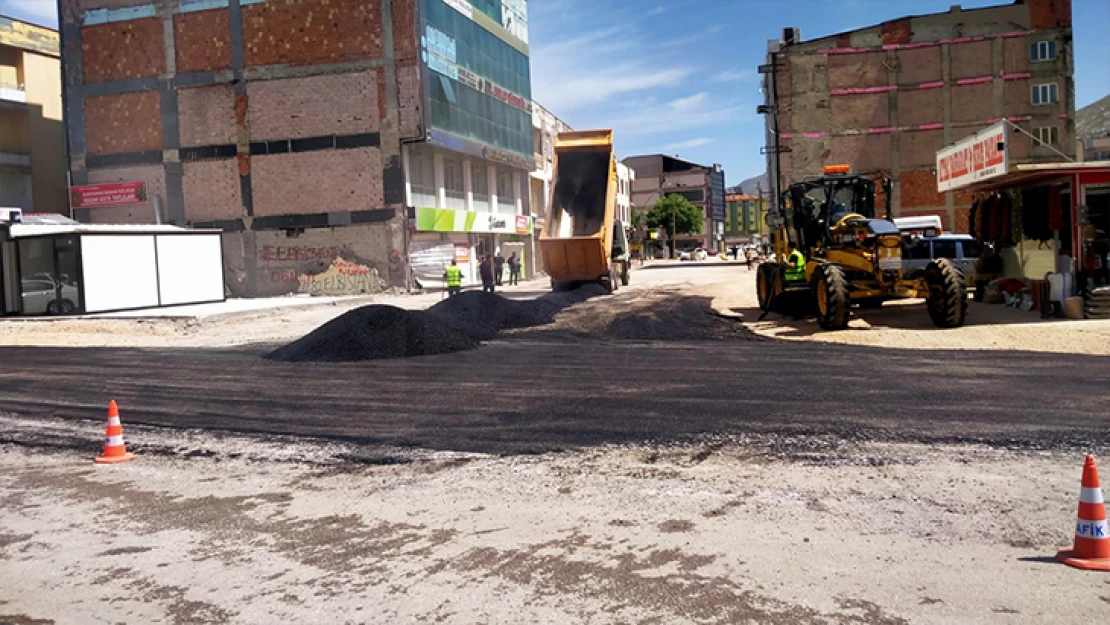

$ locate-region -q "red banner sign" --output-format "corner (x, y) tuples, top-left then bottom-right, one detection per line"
(936, 121), (1008, 192)
(70, 181), (148, 209)
(515, 215), (530, 234)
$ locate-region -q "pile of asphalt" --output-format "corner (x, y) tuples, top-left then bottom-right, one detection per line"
(264, 305), (479, 362)
(266, 286), (608, 362)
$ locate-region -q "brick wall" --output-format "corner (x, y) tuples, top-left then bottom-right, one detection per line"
(897, 47), (942, 85)
(251, 148), (383, 216)
(897, 88), (943, 126)
(178, 85), (237, 147)
(950, 41), (992, 79)
(828, 52), (888, 89)
(899, 169), (944, 208)
(242, 0), (383, 67)
(81, 18), (165, 83)
(396, 60), (421, 138)
(1002, 36), (1030, 74)
(247, 71), (379, 141)
(84, 91), (162, 154)
(951, 83), (994, 123)
(183, 160), (241, 222)
(830, 93), (889, 130)
(86, 164), (165, 223)
(828, 135), (891, 174)
(1028, 0), (1071, 29)
(900, 129), (944, 169)
(174, 8), (233, 73)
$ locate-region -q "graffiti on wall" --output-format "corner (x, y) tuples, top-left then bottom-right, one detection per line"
(256, 243), (406, 295)
(297, 257), (382, 296)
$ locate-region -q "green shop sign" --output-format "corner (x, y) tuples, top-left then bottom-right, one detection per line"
(416, 207), (533, 235)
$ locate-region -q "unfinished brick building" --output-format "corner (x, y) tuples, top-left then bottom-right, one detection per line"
(761, 0), (1074, 233)
(60, 0), (424, 297)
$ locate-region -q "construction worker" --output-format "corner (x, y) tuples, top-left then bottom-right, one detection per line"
(785, 242), (806, 282)
(444, 259), (463, 297)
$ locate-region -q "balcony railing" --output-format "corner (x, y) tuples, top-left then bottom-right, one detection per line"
(0, 82), (27, 104)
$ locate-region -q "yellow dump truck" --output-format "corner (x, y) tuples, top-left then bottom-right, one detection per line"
(540, 129), (631, 292)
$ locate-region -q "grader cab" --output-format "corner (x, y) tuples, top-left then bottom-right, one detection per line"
(756, 165), (967, 330)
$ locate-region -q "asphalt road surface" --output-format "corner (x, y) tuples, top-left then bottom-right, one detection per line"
(0, 262), (1107, 454)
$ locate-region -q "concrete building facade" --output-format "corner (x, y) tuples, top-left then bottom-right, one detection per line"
(406, 0), (534, 289)
(0, 16), (65, 214)
(527, 100), (569, 278)
(623, 154), (725, 250)
(761, 0), (1075, 233)
(60, 0), (531, 297)
(724, 193), (765, 243)
(615, 161), (634, 226)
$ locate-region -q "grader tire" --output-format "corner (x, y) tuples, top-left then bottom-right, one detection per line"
(813, 263), (850, 330)
(756, 263), (775, 310)
(925, 258), (967, 328)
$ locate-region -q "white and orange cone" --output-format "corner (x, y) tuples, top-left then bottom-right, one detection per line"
(95, 400), (135, 464)
(1056, 455), (1109, 571)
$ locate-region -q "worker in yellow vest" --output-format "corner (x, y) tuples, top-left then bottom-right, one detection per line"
(444, 260), (463, 297)
(785, 242), (806, 282)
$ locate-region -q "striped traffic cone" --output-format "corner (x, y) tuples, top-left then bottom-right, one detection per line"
(1056, 455), (1109, 571)
(94, 400), (135, 464)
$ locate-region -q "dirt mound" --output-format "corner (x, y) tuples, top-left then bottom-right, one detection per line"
(265, 305), (478, 362)
(268, 286), (610, 362)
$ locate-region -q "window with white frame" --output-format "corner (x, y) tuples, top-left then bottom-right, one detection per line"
(1032, 126), (1059, 146)
(1029, 40), (1057, 62)
(470, 161), (490, 210)
(1031, 83), (1058, 105)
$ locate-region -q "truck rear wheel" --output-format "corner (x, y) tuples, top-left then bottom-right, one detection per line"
(925, 258), (967, 328)
(620, 260), (630, 286)
(813, 263), (850, 330)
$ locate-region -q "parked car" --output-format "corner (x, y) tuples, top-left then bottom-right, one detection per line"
(21, 278), (80, 315)
(903, 234), (982, 284)
(679, 248), (708, 262)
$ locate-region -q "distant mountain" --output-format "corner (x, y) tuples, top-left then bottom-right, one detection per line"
(731, 173), (769, 196)
(1077, 94), (1110, 139)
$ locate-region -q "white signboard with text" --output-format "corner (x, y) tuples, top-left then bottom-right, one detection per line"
(936, 121), (1009, 192)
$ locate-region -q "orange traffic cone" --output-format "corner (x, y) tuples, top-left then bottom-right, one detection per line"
(94, 400), (135, 464)
(1056, 455), (1109, 571)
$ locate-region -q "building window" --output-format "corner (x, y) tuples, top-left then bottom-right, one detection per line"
(1031, 83), (1058, 105)
(1032, 126), (1059, 146)
(409, 147), (436, 208)
(443, 157), (465, 210)
(496, 169), (515, 213)
(471, 161), (491, 210)
(1029, 40), (1057, 62)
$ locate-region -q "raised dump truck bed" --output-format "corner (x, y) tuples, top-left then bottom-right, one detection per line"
(540, 129), (629, 292)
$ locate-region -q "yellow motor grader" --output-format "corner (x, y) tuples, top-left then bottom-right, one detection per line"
(756, 165), (967, 330)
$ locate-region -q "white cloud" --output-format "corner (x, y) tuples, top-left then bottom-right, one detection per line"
(712, 69), (757, 83)
(669, 92), (709, 111)
(661, 137), (715, 151)
(647, 6), (667, 17)
(0, 0), (58, 27)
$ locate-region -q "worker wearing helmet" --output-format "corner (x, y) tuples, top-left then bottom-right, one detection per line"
(785, 242), (806, 282)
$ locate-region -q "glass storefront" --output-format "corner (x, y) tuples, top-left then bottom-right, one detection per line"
(423, 0), (532, 158)
(1, 235), (83, 316)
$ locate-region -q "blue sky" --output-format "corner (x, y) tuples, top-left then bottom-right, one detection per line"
(4, 0), (1108, 186)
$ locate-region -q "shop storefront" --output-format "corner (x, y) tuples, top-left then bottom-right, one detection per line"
(409, 207), (533, 288)
(937, 122), (1110, 316)
(0, 213), (224, 316)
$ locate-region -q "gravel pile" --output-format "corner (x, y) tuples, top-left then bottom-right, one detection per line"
(267, 286), (608, 362)
(265, 305), (479, 362)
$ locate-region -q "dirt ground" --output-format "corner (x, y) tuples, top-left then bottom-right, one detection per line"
(713, 261), (1110, 355)
(2, 262), (1108, 624)
(1, 417), (1107, 625)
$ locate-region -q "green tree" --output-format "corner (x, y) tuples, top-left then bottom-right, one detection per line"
(646, 194), (703, 244)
